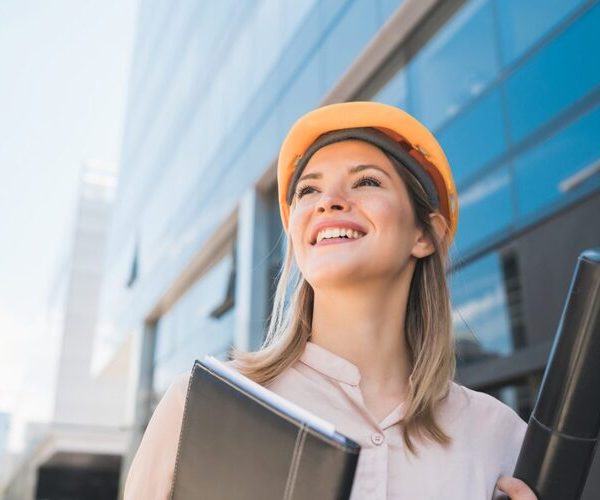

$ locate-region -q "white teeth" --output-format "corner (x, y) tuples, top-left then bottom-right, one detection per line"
(315, 227), (365, 243)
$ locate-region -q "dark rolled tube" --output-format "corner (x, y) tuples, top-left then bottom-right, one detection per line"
(513, 248), (600, 500)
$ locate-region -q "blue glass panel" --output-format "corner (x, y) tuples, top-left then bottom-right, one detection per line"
(372, 69), (409, 109)
(320, 0), (380, 90)
(449, 252), (513, 365)
(154, 311), (176, 364)
(505, 3), (600, 143)
(152, 255), (235, 393)
(488, 377), (539, 420)
(152, 343), (192, 395)
(377, 0), (404, 21)
(514, 103), (600, 218)
(153, 308), (235, 395)
(317, 0), (352, 26)
(408, 0), (500, 130)
(276, 2), (321, 97)
(495, 0), (585, 66)
(454, 165), (514, 252)
(251, 1), (286, 93)
(244, 111), (285, 179)
(437, 89), (507, 187)
(279, 55), (324, 133)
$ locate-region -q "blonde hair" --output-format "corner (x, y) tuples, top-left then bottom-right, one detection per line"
(230, 152), (455, 455)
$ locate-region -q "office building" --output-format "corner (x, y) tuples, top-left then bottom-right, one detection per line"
(93, 1), (600, 497)
(1, 161), (126, 500)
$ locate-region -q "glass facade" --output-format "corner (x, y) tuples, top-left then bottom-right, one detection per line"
(486, 373), (542, 421)
(152, 253), (235, 395)
(408, 0), (500, 130)
(504, 2), (600, 143)
(513, 102), (600, 219)
(495, 0), (585, 66)
(451, 252), (508, 362)
(96, 0), (407, 380)
(372, 0), (600, 370)
(99, 5), (600, 482)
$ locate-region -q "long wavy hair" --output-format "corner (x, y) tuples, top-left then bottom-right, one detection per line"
(230, 149), (455, 455)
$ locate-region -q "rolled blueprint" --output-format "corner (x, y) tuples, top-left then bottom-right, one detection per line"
(514, 248), (600, 500)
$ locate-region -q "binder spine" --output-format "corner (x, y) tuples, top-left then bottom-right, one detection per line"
(169, 364), (197, 500)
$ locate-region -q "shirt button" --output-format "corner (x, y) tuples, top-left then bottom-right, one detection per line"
(371, 432), (384, 445)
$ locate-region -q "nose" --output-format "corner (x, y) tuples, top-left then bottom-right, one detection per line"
(316, 192), (350, 215)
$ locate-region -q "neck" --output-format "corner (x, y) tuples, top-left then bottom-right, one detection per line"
(309, 271), (413, 399)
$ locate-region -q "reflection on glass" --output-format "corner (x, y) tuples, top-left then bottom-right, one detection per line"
(450, 252), (516, 366)
(266, 188), (287, 319)
(484, 373), (542, 421)
(495, 0), (584, 66)
(379, 0), (405, 20)
(372, 69), (409, 109)
(279, 55), (323, 133)
(408, 0), (499, 130)
(320, 0), (380, 90)
(505, 3), (600, 143)
(153, 254), (236, 395)
(514, 103), (600, 218)
(437, 89), (507, 187)
(454, 165), (514, 252)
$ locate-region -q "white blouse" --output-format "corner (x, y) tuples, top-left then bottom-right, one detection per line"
(124, 341), (527, 499)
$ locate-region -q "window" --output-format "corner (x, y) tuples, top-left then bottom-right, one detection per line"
(377, 0), (405, 21)
(372, 69), (409, 109)
(505, 3), (600, 143)
(437, 89), (507, 188)
(513, 103), (600, 218)
(320, 0), (380, 90)
(454, 165), (514, 252)
(408, 0), (500, 130)
(484, 373), (541, 420)
(210, 246), (236, 319)
(279, 55), (323, 133)
(126, 238), (139, 288)
(495, 0), (585, 66)
(450, 251), (523, 366)
(152, 253), (236, 394)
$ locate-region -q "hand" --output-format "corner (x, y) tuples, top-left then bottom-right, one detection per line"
(495, 476), (537, 499)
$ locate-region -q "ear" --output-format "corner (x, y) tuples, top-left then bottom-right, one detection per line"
(410, 213), (447, 258)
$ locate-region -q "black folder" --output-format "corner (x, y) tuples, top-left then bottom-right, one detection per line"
(169, 357), (361, 500)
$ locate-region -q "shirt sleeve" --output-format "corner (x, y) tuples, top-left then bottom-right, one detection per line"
(491, 404), (528, 500)
(123, 371), (191, 500)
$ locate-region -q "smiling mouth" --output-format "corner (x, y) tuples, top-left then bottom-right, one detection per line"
(311, 229), (367, 246)
(313, 236), (365, 247)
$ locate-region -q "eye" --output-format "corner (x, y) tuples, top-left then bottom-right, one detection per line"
(295, 175), (382, 199)
(353, 175), (382, 188)
(295, 184), (316, 199)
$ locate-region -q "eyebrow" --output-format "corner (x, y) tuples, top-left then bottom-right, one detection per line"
(297, 164), (392, 183)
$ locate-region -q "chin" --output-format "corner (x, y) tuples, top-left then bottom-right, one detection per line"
(305, 264), (369, 289)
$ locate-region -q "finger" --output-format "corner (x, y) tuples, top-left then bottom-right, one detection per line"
(496, 476), (537, 500)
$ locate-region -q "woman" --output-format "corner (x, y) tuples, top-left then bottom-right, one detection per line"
(124, 102), (536, 499)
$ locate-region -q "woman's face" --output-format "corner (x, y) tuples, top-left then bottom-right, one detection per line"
(288, 139), (433, 289)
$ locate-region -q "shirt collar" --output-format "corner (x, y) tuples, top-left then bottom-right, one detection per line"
(298, 341), (361, 386)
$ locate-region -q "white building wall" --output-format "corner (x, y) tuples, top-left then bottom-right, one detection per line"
(52, 163), (128, 428)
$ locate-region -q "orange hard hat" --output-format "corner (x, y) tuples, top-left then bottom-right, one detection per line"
(277, 101), (459, 242)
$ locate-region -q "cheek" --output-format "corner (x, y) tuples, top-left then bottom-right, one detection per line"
(365, 196), (412, 233)
(288, 207), (311, 258)
(364, 197), (419, 263)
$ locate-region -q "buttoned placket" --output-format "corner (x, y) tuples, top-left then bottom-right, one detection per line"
(338, 382), (405, 500)
(298, 342), (406, 500)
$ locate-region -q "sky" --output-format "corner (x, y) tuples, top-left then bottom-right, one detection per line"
(0, 0), (139, 451)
